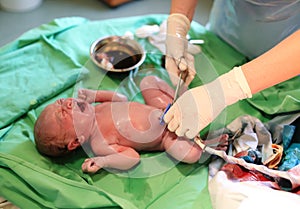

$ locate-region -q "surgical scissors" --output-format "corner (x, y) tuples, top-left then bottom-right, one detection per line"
(160, 57), (184, 125)
(172, 71), (183, 103)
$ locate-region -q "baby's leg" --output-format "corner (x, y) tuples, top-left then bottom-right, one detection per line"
(139, 76), (174, 109)
(162, 132), (202, 163)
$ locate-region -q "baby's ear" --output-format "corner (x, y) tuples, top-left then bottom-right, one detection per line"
(67, 138), (81, 151)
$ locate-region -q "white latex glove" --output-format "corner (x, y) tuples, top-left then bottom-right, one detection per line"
(166, 13), (196, 86)
(164, 67), (252, 139)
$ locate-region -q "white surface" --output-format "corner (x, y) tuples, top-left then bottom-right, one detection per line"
(209, 171), (300, 209)
(0, 0), (42, 12)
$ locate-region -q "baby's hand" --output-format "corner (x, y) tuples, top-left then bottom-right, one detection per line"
(82, 158), (103, 173)
(78, 89), (97, 104)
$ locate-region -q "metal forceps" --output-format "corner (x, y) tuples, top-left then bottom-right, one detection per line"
(160, 57), (185, 125)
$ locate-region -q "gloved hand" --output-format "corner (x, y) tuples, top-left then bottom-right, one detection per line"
(164, 67), (253, 139)
(166, 13), (196, 86)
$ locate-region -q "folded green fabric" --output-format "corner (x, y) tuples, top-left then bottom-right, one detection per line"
(0, 14), (299, 209)
(248, 76), (300, 115)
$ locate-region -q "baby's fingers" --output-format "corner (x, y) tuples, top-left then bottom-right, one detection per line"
(82, 158), (101, 173)
(77, 89), (87, 100)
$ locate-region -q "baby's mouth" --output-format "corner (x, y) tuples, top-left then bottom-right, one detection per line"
(76, 101), (86, 112)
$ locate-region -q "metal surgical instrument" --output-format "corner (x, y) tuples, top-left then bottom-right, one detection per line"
(160, 57), (184, 125)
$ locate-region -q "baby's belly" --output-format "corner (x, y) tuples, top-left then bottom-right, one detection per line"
(115, 107), (167, 150)
(115, 105), (166, 150)
(97, 102), (168, 150)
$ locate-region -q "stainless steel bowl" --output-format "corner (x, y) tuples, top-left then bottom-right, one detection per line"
(90, 36), (146, 72)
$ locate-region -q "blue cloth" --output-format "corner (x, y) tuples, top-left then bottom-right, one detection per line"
(279, 143), (300, 171)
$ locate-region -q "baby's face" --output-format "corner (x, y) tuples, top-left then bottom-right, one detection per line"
(40, 98), (96, 143)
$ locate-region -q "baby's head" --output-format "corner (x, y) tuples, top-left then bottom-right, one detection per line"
(34, 98), (93, 157)
(34, 104), (72, 157)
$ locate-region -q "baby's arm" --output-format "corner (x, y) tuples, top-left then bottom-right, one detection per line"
(140, 76), (180, 109)
(78, 89), (128, 104)
(81, 144), (140, 173)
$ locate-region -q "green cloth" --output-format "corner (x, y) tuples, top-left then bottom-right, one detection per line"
(0, 15), (299, 209)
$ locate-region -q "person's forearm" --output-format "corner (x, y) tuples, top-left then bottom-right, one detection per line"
(170, 0), (198, 21)
(242, 30), (300, 94)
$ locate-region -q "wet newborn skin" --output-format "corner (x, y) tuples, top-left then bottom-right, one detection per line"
(34, 76), (203, 173)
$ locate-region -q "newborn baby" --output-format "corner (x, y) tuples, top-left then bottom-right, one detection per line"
(34, 76), (218, 173)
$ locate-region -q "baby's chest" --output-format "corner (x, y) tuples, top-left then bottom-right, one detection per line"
(96, 109), (155, 135)
(95, 108), (164, 145)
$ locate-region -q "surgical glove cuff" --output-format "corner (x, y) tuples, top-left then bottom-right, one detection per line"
(167, 13), (190, 38)
(218, 66), (252, 106)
